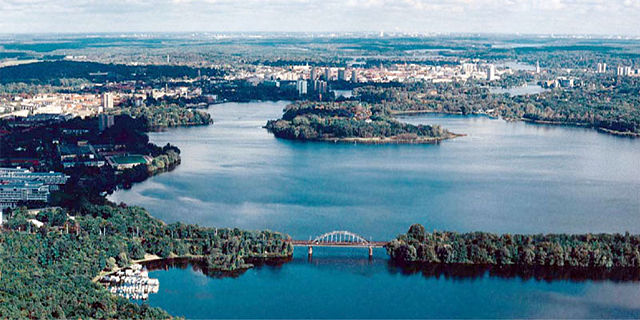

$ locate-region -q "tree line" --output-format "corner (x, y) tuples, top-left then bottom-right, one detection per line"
(1, 203), (292, 319)
(387, 224), (640, 269)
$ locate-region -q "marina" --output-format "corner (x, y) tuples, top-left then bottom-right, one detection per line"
(100, 264), (160, 300)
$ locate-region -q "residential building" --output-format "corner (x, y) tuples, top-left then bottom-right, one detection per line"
(102, 93), (114, 110)
(310, 67), (317, 81)
(487, 64), (496, 81)
(296, 79), (308, 95)
(597, 63), (607, 73)
(98, 113), (115, 132)
(338, 69), (347, 81)
(0, 168), (68, 189)
(462, 63), (475, 75)
(0, 180), (50, 209)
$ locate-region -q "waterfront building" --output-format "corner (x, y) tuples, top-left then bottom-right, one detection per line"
(536, 61), (540, 74)
(597, 63), (608, 73)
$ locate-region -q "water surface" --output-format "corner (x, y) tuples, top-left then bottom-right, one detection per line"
(111, 101), (640, 318)
(143, 249), (640, 319)
(110, 101), (640, 240)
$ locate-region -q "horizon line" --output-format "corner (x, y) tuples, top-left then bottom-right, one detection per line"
(0, 31), (639, 39)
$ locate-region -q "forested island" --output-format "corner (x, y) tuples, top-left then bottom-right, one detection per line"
(355, 76), (640, 137)
(265, 101), (459, 144)
(387, 224), (640, 270)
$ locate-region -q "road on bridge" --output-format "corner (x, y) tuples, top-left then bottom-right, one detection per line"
(287, 231), (388, 257)
(288, 240), (387, 248)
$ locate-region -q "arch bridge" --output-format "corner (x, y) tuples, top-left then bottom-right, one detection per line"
(289, 230), (387, 257)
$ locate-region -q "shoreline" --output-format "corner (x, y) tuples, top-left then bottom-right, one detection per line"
(391, 109), (499, 119)
(92, 254), (165, 283)
(517, 117), (640, 137)
(392, 109), (638, 138)
(389, 261), (640, 282)
(318, 133), (464, 144)
(93, 253), (295, 283)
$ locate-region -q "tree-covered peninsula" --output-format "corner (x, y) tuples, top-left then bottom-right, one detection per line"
(0, 204), (292, 319)
(0, 109), (290, 318)
(265, 101), (459, 143)
(387, 224), (640, 269)
(356, 75), (640, 137)
(111, 103), (213, 130)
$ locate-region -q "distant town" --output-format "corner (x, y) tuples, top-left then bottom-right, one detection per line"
(1, 33), (640, 319)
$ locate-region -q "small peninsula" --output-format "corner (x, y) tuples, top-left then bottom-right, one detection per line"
(265, 102), (460, 144)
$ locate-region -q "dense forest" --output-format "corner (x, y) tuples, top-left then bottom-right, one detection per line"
(355, 76), (640, 136)
(0, 61), (224, 84)
(387, 224), (640, 269)
(0, 204), (292, 318)
(265, 101), (456, 143)
(112, 103), (213, 129)
(0, 108), (293, 318)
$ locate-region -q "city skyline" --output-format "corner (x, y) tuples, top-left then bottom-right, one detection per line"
(1, 0), (639, 36)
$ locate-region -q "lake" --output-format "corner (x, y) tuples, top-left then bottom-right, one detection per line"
(111, 101), (640, 318)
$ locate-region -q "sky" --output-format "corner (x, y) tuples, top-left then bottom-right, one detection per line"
(1, 0), (639, 36)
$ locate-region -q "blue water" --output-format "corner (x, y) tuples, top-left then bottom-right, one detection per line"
(112, 101), (640, 318)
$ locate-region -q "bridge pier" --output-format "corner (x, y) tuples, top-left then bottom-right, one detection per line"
(308, 245), (313, 257)
(369, 246), (373, 258)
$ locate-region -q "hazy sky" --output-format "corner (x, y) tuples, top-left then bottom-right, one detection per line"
(1, 0), (639, 35)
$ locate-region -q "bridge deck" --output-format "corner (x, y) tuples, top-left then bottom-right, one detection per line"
(289, 240), (387, 248)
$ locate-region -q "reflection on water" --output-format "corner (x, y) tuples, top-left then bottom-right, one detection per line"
(389, 262), (640, 283)
(141, 249), (640, 319)
(110, 102), (640, 240)
(115, 101), (640, 318)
